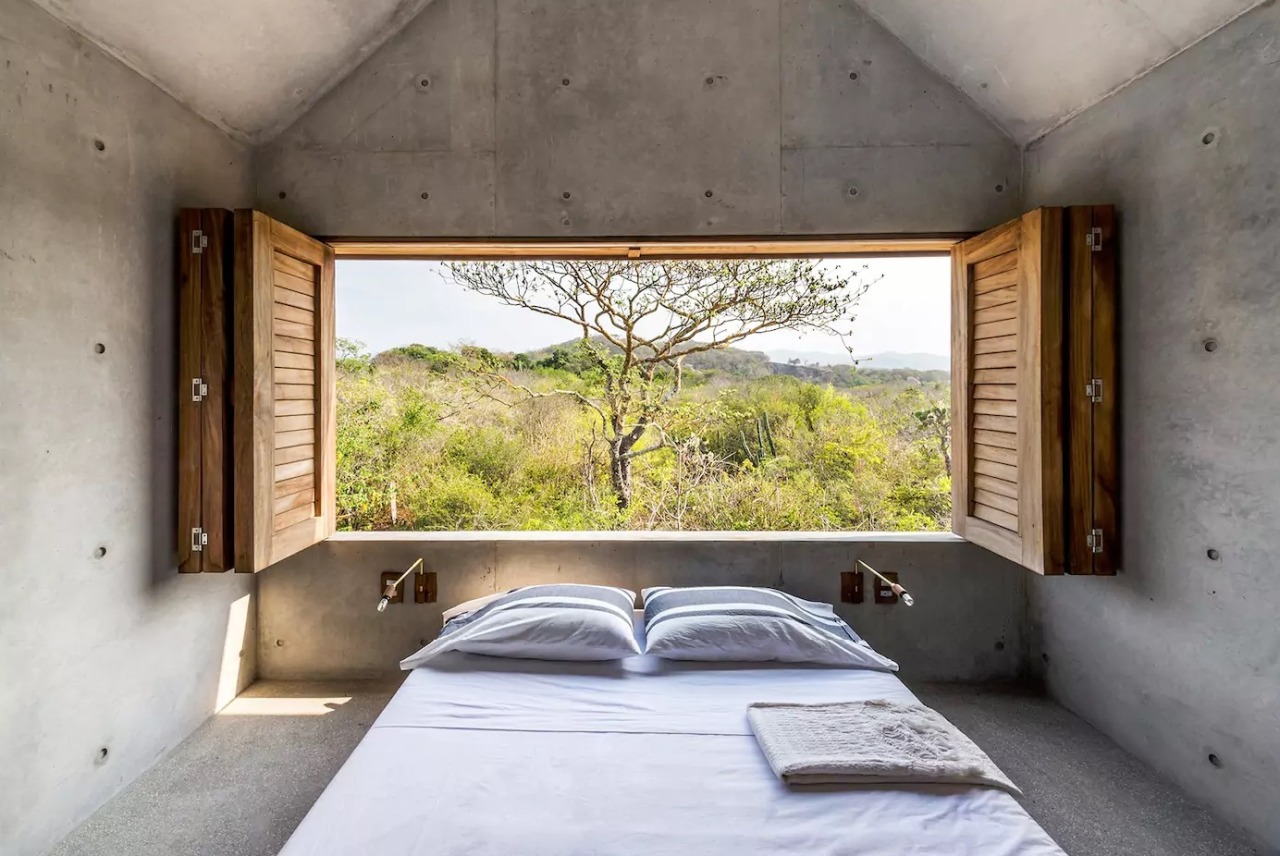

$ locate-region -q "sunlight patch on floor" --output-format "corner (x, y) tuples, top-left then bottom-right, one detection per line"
(218, 696), (353, 716)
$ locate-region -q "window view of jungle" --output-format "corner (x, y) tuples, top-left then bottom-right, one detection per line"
(336, 256), (952, 532)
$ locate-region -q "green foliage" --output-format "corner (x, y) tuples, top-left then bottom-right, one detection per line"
(336, 342), (951, 532)
(336, 337), (373, 373)
(375, 343), (462, 373)
(536, 341), (602, 375)
(444, 428), (522, 484)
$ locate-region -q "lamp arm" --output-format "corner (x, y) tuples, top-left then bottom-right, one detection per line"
(857, 560), (915, 606)
(377, 558), (425, 612)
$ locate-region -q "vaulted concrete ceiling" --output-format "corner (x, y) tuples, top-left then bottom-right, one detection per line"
(26, 0), (436, 143)
(26, 0), (1267, 147)
(859, 0), (1266, 143)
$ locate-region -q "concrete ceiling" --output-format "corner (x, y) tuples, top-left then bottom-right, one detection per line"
(858, 0), (1267, 143)
(26, 0), (435, 143)
(27, 0), (1267, 147)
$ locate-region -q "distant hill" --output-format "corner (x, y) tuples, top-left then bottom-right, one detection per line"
(481, 337), (950, 387)
(524, 338), (947, 374)
(766, 349), (950, 372)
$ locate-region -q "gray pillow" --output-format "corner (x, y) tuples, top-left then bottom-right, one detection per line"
(401, 584), (640, 668)
(642, 586), (897, 670)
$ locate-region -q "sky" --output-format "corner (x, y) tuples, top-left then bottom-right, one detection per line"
(336, 256), (950, 362)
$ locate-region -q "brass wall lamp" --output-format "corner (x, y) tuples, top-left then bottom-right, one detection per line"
(377, 558), (436, 611)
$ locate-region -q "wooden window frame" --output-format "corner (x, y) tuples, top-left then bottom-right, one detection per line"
(179, 222), (1113, 575)
(325, 235), (965, 260)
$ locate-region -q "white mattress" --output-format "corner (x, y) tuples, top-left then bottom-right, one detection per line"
(281, 651), (1065, 856)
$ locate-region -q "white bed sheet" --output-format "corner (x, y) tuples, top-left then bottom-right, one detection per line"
(281, 650), (1065, 856)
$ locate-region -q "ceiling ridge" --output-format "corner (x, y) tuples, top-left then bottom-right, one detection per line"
(253, 0), (440, 147)
(853, 0), (1265, 147)
(849, 0), (1020, 145)
(1025, 0), (1272, 148)
(28, 0), (252, 142)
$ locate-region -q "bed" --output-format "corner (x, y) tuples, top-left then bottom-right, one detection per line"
(280, 617), (1065, 856)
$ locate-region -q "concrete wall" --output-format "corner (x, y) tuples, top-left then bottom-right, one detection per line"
(1025, 5), (1280, 849)
(258, 534), (1029, 682)
(253, 0), (1021, 238)
(249, 0), (1031, 693)
(0, 2), (256, 854)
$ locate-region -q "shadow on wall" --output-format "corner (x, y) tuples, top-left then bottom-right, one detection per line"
(146, 213), (179, 590)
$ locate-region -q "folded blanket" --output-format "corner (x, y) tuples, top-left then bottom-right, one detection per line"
(747, 699), (1021, 795)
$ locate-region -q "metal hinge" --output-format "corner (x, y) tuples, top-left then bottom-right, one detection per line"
(1086, 378), (1103, 403)
(191, 527), (208, 552)
(1086, 227), (1102, 252)
(191, 377), (208, 402)
(191, 229), (208, 255)
(1086, 528), (1104, 555)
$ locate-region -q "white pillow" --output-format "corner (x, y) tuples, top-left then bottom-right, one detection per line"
(642, 586), (898, 671)
(442, 592), (507, 624)
(401, 584), (640, 668)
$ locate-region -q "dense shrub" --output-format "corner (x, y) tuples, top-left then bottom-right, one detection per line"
(335, 341), (951, 532)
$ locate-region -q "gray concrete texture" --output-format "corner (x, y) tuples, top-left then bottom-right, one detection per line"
(913, 684), (1266, 856)
(254, 0), (1022, 237)
(0, 2), (256, 855)
(46, 679), (405, 856)
(256, 535), (1029, 682)
(24, 0), (438, 143)
(26, 0), (1265, 150)
(857, 0), (1266, 144)
(1025, 5), (1280, 851)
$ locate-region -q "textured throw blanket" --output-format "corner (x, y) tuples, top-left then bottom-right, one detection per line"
(747, 699), (1021, 795)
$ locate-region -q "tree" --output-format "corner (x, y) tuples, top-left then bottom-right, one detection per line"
(448, 259), (870, 509)
(794, 382), (829, 432)
(336, 337), (373, 373)
(913, 403), (952, 476)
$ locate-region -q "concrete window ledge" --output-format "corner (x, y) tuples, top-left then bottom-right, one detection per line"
(328, 531), (964, 544)
(262, 531), (1019, 684)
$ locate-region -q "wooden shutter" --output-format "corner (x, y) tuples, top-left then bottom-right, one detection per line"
(177, 209), (234, 573)
(952, 209), (1066, 575)
(233, 211), (336, 573)
(953, 206), (1119, 576)
(1067, 206), (1119, 575)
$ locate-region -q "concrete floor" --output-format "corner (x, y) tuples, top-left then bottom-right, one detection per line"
(46, 679), (405, 856)
(911, 684), (1263, 856)
(48, 680), (1261, 856)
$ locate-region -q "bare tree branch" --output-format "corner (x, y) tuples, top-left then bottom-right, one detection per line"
(473, 369), (609, 433)
(446, 258), (871, 510)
